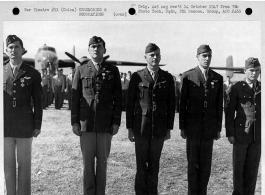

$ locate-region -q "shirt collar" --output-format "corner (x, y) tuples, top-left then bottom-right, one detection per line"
(198, 65), (209, 75)
(10, 61), (22, 70)
(91, 59), (103, 66)
(147, 66), (159, 74)
(245, 78), (256, 88)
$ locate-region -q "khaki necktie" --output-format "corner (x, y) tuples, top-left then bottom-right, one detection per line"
(203, 70), (208, 81)
(13, 66), (18, 77)
(151, 71), (157, 81)
(95, 63), (100, 71)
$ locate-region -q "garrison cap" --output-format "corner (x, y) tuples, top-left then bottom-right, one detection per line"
(6, 35), (24, 48)
(197, 44), (212, 55)
(89, 36), (106, 49)
(145, 43), (160, 53)
(245, 57), (260, 69)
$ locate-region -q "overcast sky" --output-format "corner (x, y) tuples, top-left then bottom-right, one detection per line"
(3, 21), (261, 80)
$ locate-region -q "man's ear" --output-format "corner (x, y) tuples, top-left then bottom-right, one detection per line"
(104, 48), (107, 54)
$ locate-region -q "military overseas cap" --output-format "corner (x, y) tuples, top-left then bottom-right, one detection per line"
(89, 36), (106, 49)
(6, 35), (24, 48)
(197, 44), (212, 55)
(145, 43), (160, 53)
(245, 57), (260, 69)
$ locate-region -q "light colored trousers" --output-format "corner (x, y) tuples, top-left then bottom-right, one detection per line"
(80, 132), (112, 195)
(4, 137), (33, 195)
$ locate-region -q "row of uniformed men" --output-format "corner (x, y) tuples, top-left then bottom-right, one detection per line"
(40, 67), (75, 109)
(3, 34), (261, 195)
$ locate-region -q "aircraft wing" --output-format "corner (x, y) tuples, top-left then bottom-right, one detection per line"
(107, 60), (165, 66)
(211, 67), (245, 74)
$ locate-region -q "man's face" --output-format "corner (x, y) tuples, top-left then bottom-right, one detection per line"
(71, 68), (75, 75)
(6, 41), (24, 60)
(245, 66), (261, 83)
(145, 49), (161, 69)
(197, 52), (212, 69)
(88, 42), (106, 61)
(123, 73), (127, 79)
(42, 69), (47, 75)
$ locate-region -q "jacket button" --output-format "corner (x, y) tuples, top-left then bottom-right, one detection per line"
(13, 90), (16, 93)
(13, 98), (16, 100)
(14, 83), (16, 86)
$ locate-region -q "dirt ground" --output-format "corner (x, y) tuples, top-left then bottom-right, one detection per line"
(4, 102), (261, 195)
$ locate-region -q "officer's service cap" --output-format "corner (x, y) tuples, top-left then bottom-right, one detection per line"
(145, 43), (160, 54)
(89, 36), (106, 49)
(245, 57), (260, 69)
(6, 35), (24, 48)
(197, 45), (212, 55)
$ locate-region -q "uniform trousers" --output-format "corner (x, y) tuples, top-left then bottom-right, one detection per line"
(42, 85), (48, 109)
(80, 132), (112, 195)
(186, 137), (214, 195)
(54, 85), (63, 109)
(4, 137), (33, 195)
(134, 136), (164, 195)
(232, 142), (261, 195)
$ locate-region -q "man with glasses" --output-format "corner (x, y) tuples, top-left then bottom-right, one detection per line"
(179, 45), (223, 195)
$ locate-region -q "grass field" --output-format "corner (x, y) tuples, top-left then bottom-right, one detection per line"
(6, 102), (261, 195)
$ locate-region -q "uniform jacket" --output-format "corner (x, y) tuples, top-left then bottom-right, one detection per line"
(71, 60), (122, 133)
(179, 66), (223, 139)
(225, 80), (261, 144)
(3, 62), (43, 138)
(126, 67), (175, 138)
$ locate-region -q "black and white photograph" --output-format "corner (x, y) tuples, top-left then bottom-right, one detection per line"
(1, 1), (264, 195)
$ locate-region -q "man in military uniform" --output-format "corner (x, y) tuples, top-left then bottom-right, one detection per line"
(53, 68), (65, 109)
(41, 68), (50, 109)
(4, 35), (43, 195)
(223, 75), (233, 111)
(225, 57), (261, 195)
(126, 43), (175, 195)
(179, 45), (223, 195)
(71, 36), (122, 195)
(66, 67), (75, 110)
(47, 67), (54, 106)
(60, 68), (67, 108)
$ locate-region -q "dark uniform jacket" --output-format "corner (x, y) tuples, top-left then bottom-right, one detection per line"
(71, 60), (122, 133)
(126, 67), (175, 138)
(225, 80), (261, 144)
(4, 62), (43, 138)
(179, 66), (223, 139)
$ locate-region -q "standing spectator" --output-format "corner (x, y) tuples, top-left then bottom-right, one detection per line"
(47, 67), (54, 106)
(120, 72), (123, 78)
(225, 57), (261, 195)
(121, 72), (129, 111)
(41, 68), (50, 109)
(66, 67), (75, 110)
(126, 43), (175, 195)
(71, 36), (122, 195)
(127, 71), (132, 81)
(60, 68), (67, 108)
(179, 45), (223, 195)
(175, 73), (182, 112)
(4, 35), (43, 195)
(223, 75), (233, 111)
(53, 69), (65, 109)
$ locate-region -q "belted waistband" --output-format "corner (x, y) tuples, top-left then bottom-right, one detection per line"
(140, 102), (156, 111)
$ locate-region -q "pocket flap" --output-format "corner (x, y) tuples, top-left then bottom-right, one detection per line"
(139, 82), (149, 88)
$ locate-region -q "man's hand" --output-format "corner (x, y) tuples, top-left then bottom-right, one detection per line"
(33, 129), (41, 138)
(164, 129), (171, 141)
(228, 136), (235, 144)
(180, 129), (186, 139)
(128, 128), (135, 142)
(215, 131), (221, 140)
(72, 123), (81, 136)
(111, 124), (119, 135)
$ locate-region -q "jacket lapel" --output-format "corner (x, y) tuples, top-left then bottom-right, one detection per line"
(194, 66), (206, 85)
(5, 63), (15, 79)
(241, 80), (254, 95)
(86, 60), (97, 74)
(97, 61), (107, 75)
(143, 67), (154, 84)
(255, 81), (261, 95)
(14, 63), (27, 82)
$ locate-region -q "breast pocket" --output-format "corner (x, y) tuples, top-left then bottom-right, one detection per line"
(81, 77), (93, 89)
(23, 77), (32, 90)
(138, 82), (150, 99)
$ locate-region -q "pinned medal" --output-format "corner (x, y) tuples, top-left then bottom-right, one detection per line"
(211, 82), (214, 88)
(102, 73), (106, 80)
(20, 78), (24, 83)
(21, 83), (25, 87)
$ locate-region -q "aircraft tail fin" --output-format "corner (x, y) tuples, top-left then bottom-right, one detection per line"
(226, 55), (233, 78)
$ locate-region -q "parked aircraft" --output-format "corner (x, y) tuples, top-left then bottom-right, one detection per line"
(211, 56), (245, 78)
